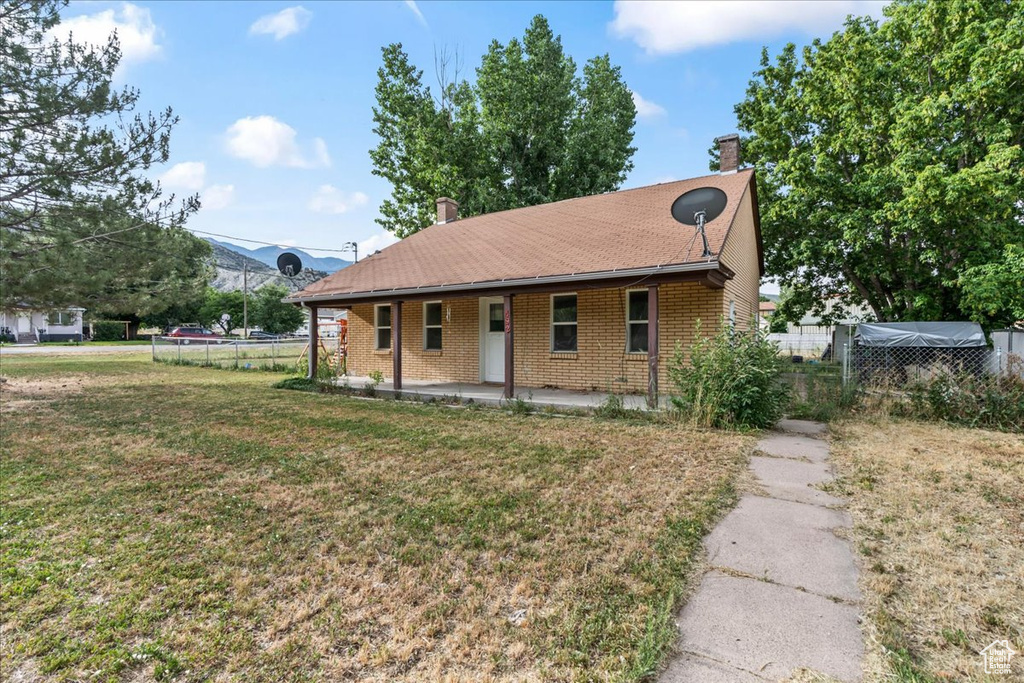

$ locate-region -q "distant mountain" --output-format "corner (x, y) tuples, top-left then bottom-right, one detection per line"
(206, 238), (351, 273)
(207, 241), (327, 294)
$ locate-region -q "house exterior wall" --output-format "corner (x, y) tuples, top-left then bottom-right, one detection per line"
(718, 187), (760, 331)
(343, 281), (726, 394)
(346, 298), (481, 383)
(1, 309), (84, 342)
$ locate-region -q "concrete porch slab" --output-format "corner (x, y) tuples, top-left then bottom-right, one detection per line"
(749, 456), (844, 507)
(675, 571), (863, 682)
(705, 496), (859, 601)
(337, 376), (655, 411)
(756, 434), (830, 463)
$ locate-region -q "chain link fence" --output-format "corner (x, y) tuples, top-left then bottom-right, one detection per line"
(152, 336), (324, 372)
(843, 344), (998, 387)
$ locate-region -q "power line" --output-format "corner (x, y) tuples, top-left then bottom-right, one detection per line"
(190, 229), (357, 255)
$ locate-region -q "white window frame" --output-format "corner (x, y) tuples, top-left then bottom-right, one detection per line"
(374, 304), (392, 350)
(47, 311), (73, 326)
(423, 301), (442, 351)
(626, 289), (649, 354)
(729, 300), (736, 328)
(550, 293), (578, 353)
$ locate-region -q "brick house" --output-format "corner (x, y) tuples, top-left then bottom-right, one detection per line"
(287, 136), (763, 405)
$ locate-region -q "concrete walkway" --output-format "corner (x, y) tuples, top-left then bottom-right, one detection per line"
(661, 419), (863, 682)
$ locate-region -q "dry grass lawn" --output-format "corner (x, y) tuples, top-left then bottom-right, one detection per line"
(828, 420), (1024, 682)
(0, 354), (752, 682)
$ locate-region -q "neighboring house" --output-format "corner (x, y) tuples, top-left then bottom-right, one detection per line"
(758, 300), (777, 330)
(288, 135), (763, 403)
(1, 307), (85, 343)
(767, 297), (872, 357)
(296, 308), (347, 338)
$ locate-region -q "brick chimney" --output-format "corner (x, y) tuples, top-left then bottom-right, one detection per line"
(436, 197), (459, 224)
(716, 134), (740, 174)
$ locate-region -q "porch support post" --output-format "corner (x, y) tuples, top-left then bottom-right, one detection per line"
(392, 301), (402, 391)
(307, 306), (318, 380)
(503, 294), (515, 399)
(647, 285), (659, 409)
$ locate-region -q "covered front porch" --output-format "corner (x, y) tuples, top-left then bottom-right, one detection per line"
(338, 375), (660, 411)
(305, 281), (682, 409)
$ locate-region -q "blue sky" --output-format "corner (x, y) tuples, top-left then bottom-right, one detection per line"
(59, 0), (887, 269)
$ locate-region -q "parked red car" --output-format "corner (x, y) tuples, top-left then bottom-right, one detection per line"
(166, 327), (224, 344)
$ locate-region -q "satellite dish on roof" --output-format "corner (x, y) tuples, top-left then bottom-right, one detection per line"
(670, 186), (726, 258)
(277, 252), (302, 277)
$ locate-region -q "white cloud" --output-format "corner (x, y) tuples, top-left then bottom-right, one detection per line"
(358, 231), (400, 256)
(404, 1), (428, 27)
(160, 161), (206, 191)
(610, 1), (889, 55)
(201, 184), (235, 210)
(224, 116), (331, 168)
(631, 91), (666, 118)
(249, 6), (312, 40)
(308, 185), (369, 214)
(311, 138), (331, 168)
(52, 3), (161, 72)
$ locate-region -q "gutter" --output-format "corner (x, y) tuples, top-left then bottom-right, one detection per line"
(285, 260), (726, 305)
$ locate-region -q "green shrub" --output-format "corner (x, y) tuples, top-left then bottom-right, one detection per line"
(295, 355), (336, 382)
(272, 377), (319, 392)
(904, 373), (1024, 432)
(668, 321), (788, 429)
(91, 321), (124, 341)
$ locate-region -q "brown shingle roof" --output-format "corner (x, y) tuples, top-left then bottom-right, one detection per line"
(290, 169), (756, 303)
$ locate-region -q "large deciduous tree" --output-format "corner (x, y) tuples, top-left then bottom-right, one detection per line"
(371, 15), (636, 238)
(199, 289), (244, 336)
(251, 284), (304, 334)
(727, 0), (1023, 328)
(0, 0), (201, 312)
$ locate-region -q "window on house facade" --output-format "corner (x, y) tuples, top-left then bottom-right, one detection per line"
(424, 301), (442, 350)
(488, 302), (504, 332)
(375, 304), (392, 350)
(729, 300), (736, 327)
(627, 290), (648, 353)
(551, 294), (577, 352)
(47, 311), (73, 326)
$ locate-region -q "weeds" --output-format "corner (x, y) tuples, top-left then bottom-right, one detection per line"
(505, 392), (534, 414)
(785, 366), (858, 422)
(669, 320), (789, 429)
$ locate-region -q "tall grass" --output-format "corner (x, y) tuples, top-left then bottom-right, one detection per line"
(785, 365), (858, 422)
(668, 321), (788, 429)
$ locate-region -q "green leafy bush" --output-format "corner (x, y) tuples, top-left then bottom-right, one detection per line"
(91, 321), (124, 341)
(668, 321), (788, 429)
(904, 373), (1024, 433)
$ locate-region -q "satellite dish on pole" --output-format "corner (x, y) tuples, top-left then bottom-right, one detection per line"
(670, 187), (728, 258)
(277, 252), (302, 277)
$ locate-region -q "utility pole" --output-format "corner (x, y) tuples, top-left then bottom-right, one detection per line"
(242, 260), (248, 339)
(344, 241), (358, 263)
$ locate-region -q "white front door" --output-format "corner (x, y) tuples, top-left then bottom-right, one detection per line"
(480, 298), (504, 383)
